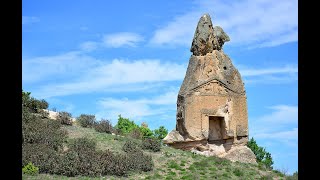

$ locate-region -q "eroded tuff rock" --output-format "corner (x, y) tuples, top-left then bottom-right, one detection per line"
(164, 13), (256, 164)
(190, 14), (230, 56)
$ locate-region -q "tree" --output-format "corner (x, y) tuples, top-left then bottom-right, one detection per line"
(153, 126), (168, 140)
(247, 137), (274, 169)
(114, 115), (139, 135)
(140, 126), (154, 138)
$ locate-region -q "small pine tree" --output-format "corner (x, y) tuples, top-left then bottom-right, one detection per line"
(247, 137), (274, 169)
(153, 126), (168, 140)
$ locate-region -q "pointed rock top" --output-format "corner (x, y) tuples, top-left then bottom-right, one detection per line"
(201, 13), (212, 22)
(190, 13), (230, 56)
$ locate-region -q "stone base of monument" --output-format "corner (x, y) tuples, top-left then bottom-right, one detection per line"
(190, 143), (257, 164)
(164, 136), (257, 164)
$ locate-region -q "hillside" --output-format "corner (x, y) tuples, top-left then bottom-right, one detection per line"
(22, 123), (293, 180)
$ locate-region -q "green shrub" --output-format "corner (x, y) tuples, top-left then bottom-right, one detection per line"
(142, 138), (161, 152)
(57, 149), (102, 177)
(168, 161), (180, 170)
(126, 149), (153, 172)
(57, 150), (80, 177)
(122, 140), (140, 153)
(107, 153), (129, 176)
(22, 91), (49, 113)
(93, 119), (113, 133)
(114, 115), (139, 134)
(140, 126), (154, 138)
(69, 137), (96, 152)
(233, 168), (243, 176)
(99, 149), (131, 176)
(247, 137), (274, 169)
(23, 116), (67, 151)
(57, 111), (73, 125)
(58, 138), (102, 177)
(22, 162), (39, 175)
(153, 126), (168, 139)
(22, 143), (60, 174)
(76, 114), (96, 128)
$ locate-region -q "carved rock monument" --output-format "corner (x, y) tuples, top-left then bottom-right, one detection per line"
(163, 13), (256, 164)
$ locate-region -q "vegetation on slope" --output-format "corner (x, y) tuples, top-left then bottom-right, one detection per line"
(22, 91), (296, 179)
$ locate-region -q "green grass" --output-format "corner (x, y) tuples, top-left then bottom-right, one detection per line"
(23, 124), (293, 179)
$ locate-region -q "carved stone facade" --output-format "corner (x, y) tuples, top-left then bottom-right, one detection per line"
(163, 13), (256, 164)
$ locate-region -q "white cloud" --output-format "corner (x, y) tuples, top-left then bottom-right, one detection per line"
(22, 51), (101, 84)
(150, 0), (297, 48)
(96, 90), (178, 125)
(259, 105), (298, 124)
(238, 64), (297, 84)
(25, 56), (186, 98)
(79, 41), (98, 52)
(250, 105), (298, 145)
(23, 50), (297, 97)
(22, 16), (40, 25)
(240, 65), (297, 77)
(255, 128), (297, 140)
(103, 32), (144, 48)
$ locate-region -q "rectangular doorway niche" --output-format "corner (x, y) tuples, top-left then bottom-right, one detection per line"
(208, 116), (226, 142)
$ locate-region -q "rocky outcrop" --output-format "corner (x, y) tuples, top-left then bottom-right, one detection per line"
(43, 109), (76, 122)
(220, 146), (257, 164)
(164, 13), (256, 164)
(163, 130), (185, 144)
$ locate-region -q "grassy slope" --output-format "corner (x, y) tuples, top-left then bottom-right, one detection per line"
(23, 124), (288, 180)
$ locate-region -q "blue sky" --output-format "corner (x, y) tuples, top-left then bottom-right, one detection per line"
(22, 0), (298, 174)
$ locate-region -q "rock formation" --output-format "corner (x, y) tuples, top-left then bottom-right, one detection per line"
(163, 13), (256, 164)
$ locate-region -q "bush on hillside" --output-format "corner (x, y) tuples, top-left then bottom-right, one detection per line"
(22, 162), (39, 175)
(76, 114), (96, 128)
(23, 92), (48, 112)
(58, 147), (102, 177)
(114, 115), (139, 135)
(57, 111), (73, 125)
(128, 127), (142, 139)
(22, 91), (154, 177)
(93, 119), (113, 134)
(126, 149), (153, 172)
(141, 138), (161, 152)
(247, 137), (274, 169)
(140, 126), (154, 138)
(100, 151), (129, 176)
(69, 137), (97, 152)
(22, 115), (67, 151)
(153, 126), (168, 140)
(122, 140), (140, 153)
(22, 143), (61, 174)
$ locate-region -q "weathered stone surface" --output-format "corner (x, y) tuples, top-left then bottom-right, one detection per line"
(43, 109), (58, 119)
(191, 145), (257, 164)
(163, 130), (185, 144)
(220, 146), (257, 164)
(43, 109), (76, 122)
(190, 13), (215, 56)
(164, 13), (255, 164)
(213, 26), (230, 50)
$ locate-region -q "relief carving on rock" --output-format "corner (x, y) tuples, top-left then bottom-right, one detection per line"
(193, 80), (228, 95)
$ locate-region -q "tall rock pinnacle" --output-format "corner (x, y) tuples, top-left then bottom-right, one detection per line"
(164, 13), (256, 164)
(190, 13), (230, 56)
